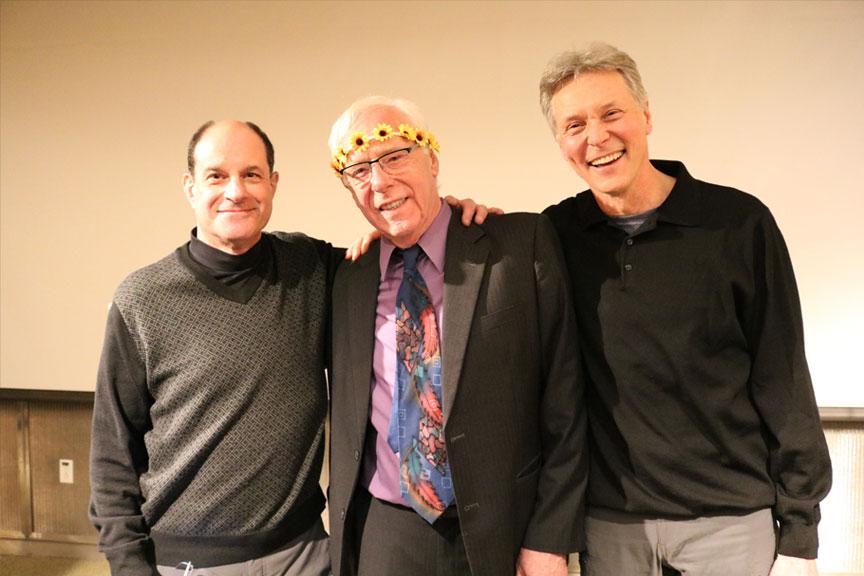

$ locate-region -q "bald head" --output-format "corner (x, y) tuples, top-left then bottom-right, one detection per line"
(187, 120), (275, 175)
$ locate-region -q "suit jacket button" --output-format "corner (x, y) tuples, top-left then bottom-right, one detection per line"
(353, 449), (360, 461)
(340, 508), (346, 520)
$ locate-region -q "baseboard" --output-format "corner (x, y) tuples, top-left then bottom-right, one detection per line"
(0, 538), (103, 561)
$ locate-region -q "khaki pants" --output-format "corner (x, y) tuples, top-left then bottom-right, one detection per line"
(580, 507), (775, 576)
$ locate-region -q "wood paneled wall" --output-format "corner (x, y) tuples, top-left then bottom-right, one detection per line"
(821, 422), (864, 573)
(0, 392), (97, 544)
(0, 400), (28, 537)
(28, 401), (96, 540)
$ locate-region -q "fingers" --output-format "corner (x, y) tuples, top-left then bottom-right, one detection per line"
(443, 194), (504, 226)
(345, 230), (381, 261)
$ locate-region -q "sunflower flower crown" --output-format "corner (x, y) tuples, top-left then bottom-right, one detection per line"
(331, 123), (439, 176)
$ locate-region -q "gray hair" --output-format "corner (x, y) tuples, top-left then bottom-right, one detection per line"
(328, 96), (429, 154)
(539, 43), (648, 133)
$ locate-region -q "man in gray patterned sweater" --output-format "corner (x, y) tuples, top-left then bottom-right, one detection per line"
(89, 120), (339, 576)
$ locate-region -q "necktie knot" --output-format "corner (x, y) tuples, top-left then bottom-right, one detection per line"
(400, 245), (420, 273)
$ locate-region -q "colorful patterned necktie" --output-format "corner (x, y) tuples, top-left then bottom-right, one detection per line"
(388, 245), (454, 523)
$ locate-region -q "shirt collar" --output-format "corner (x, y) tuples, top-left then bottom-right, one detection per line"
(653, 160), (701, 227)
(577, 160), (702, 229)
(189, 227), (266, 273)
(379, 200), (451, 277)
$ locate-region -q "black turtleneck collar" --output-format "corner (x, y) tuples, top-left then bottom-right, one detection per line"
(182, 229), (271, 303)
(188, 230), (266, 283)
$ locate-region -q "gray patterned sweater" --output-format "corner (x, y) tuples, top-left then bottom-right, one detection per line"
(89, 232), (337, 575)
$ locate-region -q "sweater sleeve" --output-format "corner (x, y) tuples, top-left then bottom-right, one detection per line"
(89, 303), (160, 576)
(747, 211), (832, 558)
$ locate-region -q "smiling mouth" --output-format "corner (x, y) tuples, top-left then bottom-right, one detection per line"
(380, 198), (406, 211)
(589, 151), (624, 167)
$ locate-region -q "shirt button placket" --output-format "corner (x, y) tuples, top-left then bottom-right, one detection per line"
(622, 237), (634, 280)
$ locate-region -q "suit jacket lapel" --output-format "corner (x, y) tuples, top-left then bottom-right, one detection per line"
(346, 243), (381, 443)
(441, 215), (488, 426)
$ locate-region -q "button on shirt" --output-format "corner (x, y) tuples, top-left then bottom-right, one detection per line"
(361, 201), (451, 506)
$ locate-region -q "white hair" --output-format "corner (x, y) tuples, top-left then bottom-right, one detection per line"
(328, 96), (429, 154)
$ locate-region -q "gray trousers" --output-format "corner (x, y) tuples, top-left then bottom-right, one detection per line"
(156, 518), (330, 576)
(579, 507), (776, 576)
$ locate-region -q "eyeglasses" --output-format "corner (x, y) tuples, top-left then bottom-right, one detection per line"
(339, 144), (420, 185)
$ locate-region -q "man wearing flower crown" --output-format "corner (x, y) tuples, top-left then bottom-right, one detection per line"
(89, 119), (494, 576)
(539, 44), (831, 576)
(327, 96), (587, 576)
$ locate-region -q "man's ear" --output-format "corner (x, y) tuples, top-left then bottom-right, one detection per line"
(643, 100), (653, 136)
(183, 173), (196, 206)
(270, 171), (279, 196)
(430, 150), (440, 178)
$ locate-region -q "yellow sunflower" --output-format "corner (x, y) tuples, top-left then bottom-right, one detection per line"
(350, 132), (370, 153)
(427, 134), (440, 152)
(398, 124), (416, 142)
(413, 129), (426, 146)
(374, 123), (395, 141)
(334, 148), (349, 166)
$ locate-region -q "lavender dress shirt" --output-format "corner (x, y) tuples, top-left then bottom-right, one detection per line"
(361, 201), (451, 506)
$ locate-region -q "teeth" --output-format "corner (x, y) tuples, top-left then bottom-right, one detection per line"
(590, 151), (624, 166)
(381, 198), (406, 210)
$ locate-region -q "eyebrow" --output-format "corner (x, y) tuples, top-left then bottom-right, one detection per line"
(202, 164), (267, 173)
(558, 100), (621, 126)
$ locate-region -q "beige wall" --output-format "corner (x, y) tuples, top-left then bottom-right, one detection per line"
(1, 1), (863, 405)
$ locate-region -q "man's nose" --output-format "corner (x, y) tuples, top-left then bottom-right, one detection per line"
(224, 177), (248, 200)
(369, 162), (393, 191)
(586, 120), (609, 147)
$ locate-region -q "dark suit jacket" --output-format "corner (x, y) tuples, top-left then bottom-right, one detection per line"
(329, 209), (587, 576)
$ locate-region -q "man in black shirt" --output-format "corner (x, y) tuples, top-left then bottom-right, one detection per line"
(538, 43), (831, 576)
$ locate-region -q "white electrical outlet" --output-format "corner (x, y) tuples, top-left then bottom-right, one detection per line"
(59, 459), (74, 484)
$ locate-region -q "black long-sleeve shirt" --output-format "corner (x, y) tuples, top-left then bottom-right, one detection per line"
(543, 160), (831, 558)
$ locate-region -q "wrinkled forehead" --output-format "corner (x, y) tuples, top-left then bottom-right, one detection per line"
(568, 70), (638, 105)
(195, 122), (269, 172)
(347, 106), (411, 141)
